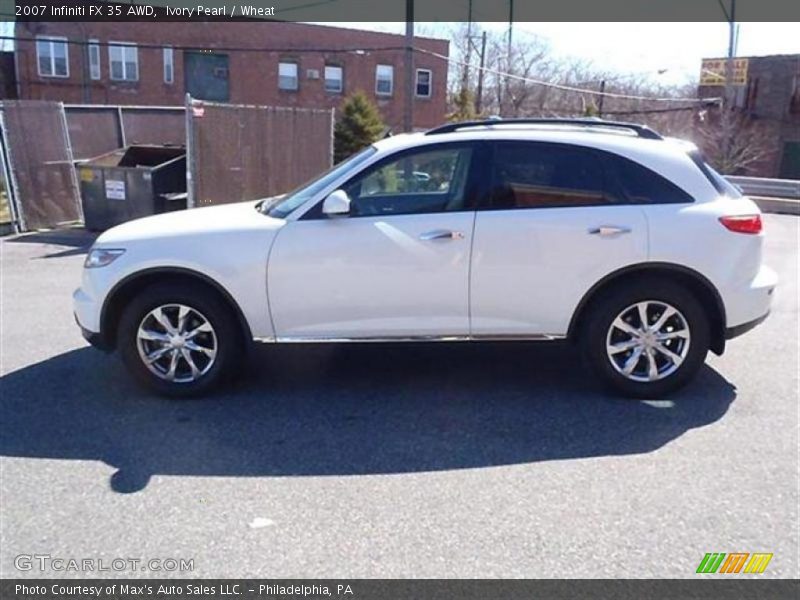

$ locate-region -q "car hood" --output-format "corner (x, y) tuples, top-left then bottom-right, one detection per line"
(96, 199), (284, 245)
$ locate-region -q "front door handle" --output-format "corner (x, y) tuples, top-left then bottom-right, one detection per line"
(419, 229), (465, 241)
(588, 225), (632, 236)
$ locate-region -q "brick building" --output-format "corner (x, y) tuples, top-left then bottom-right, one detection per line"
(14, 21), (449, 130)
(699, 54), (800, 179)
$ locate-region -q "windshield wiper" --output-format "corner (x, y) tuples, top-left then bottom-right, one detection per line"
(256, 195), (285, 214)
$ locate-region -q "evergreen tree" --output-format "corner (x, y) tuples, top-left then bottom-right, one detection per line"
(334, 91), (385, 163)
(447, 88), (478, 122)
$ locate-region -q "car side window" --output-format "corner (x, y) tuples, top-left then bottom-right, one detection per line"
(490, 142), (616, 209)
(611, 156), (695, 204)
(341, 145), (474, 217)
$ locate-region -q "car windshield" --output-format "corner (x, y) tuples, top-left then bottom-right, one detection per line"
(265, 146), (378, 218)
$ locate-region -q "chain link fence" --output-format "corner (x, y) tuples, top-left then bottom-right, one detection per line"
(65, 106), (185, 161)
(1, 99), (334, 231)
(188, 100), (333, 207)
(0, 101), (82, 231)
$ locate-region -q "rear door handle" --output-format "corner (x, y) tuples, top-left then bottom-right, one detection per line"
(419, 229), (465, 241)
(588, 225), (632, 236)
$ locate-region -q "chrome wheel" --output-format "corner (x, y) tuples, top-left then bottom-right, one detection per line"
(136, 304), (217, 384)
(605, 300), (691, 383)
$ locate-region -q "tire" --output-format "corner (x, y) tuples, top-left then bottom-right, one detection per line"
(582, 279), (710, 398)
(118, 282), (244, 397)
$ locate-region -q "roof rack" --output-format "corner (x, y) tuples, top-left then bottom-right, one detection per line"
(424, 118), (663, 140)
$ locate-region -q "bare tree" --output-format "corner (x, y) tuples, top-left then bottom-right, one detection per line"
(694, 111), (777, 175)
(436, 24), (775, 173)
(488, 34), (553, 117)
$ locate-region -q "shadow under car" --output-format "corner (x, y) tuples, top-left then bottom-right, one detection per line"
(0, 341), (736, 493)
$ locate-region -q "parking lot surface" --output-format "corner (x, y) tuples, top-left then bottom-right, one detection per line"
(1, 215), (797, 578)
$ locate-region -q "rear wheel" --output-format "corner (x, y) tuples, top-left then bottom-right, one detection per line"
(118, 282), (244, 397)
(583, 281), (710, 398)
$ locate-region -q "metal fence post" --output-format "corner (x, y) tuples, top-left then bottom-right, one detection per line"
(60, 102), (84, 224)
(329, 107), (335, 167)
(0, 106), (24, 232)
(117, 106), (127, 148)
(185, 93), (196, 209)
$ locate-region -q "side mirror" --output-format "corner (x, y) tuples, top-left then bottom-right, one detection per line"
(322, 189), (351, 217)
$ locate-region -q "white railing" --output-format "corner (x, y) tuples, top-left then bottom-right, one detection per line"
(726, 176), (800, 199)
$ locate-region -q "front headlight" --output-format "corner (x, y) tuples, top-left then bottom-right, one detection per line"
(84, 248), (126, 269)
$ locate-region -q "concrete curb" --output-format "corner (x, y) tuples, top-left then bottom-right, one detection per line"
(751, 196), (800, 216)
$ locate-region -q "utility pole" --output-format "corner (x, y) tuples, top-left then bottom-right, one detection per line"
(722, 0), (737, 170)
(501, 0), (514, 115)
(75, 22), (90, 103)
(725, 0), (737, 91)
(507, 0), (514, 57)
(403, 0), (414, 132)
(461, 0), (473, 95)
(476, 31), (487, 114)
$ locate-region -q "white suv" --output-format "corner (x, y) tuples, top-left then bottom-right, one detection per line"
(73, 118), (777, 398)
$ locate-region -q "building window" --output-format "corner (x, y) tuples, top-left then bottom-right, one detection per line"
(109, 43), (138, 82)
(163, 47), (174, 84)
(415, 68), (432, 97)
(325, 65), (343, 93)
(88, 39), (100, 80)
(279, 61), (298, 90)
(36, 36), (68, 78)
(376, 64), (393, 96)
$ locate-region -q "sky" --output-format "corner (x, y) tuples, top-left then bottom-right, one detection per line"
(332, 22), (800, 86)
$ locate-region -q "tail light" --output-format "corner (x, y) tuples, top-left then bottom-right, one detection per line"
(719, 214), (762, 234)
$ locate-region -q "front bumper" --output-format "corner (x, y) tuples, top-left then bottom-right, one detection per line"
(74, 312), (113, 351)
(73, 286), (113, 351)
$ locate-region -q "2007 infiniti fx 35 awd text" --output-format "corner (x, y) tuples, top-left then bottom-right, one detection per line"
(74, 118), (776, 398)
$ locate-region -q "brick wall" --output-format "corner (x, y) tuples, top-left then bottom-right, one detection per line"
(15, 22), (449, 130)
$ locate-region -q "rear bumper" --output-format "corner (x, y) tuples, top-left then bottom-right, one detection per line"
(723, 264), (777, 332)
(725, 311), (769, 340)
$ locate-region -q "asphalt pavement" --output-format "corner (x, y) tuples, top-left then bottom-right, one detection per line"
(0, 216), (797, 578)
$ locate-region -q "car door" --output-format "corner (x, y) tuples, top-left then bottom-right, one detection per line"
(470, 141), (649, 337)
(267, 142), (483, 339)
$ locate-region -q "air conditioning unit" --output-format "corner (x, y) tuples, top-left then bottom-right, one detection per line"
(306, 69), (320, 80)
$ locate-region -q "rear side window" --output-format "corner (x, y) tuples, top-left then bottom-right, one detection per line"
(611, 156), (695, 204)
(490, 142), (616, 209)
(689, 152), (743, 198)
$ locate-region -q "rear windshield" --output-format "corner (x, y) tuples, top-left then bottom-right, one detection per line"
(689, 151), (743, 198)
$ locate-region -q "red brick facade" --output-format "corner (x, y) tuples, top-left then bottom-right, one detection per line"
(14, 22), (449, 130)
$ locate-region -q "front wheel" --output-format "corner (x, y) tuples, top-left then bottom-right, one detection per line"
(583, 281), (710, 398)
(118, 282), (244, 397)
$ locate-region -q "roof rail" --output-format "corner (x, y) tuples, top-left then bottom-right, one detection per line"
(425, 118), (663, 140)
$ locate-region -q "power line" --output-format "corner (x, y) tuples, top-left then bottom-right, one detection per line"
(604, 105), (714, 116)
(415, 46), (721, 105)
(1, 34), (721, 106)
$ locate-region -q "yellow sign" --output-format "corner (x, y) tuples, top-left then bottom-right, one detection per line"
(700, 58), (749, 86)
